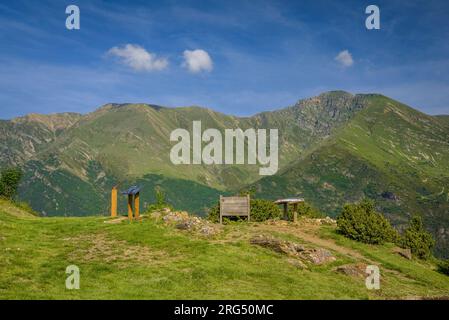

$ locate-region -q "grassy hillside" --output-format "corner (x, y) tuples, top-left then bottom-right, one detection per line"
(253, 95), (449, 257)
(1, 200), (448, 299)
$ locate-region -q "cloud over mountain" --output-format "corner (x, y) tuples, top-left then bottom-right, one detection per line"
(335, 50), (354, 67)
(108, 44), (168, 72)
(182, 49), (213, 73)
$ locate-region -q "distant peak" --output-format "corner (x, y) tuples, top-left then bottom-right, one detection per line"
(11, 112), (82, 131)
(96, 103), (165, 112)
(319, 90), (354, 97)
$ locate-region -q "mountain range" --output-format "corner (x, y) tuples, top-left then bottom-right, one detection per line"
(1, 91), (448, 257)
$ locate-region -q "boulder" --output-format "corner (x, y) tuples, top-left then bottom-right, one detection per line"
(156, 209), (221, 236)
(298, 248), (336, 265)
(250, 235), (336, 266)
(335, 263), (367, 277)
(320, 217), (337, 225)
(287, 258), (307, 270)
(250, 235), (305, 256)
(176, 222), (192, 230)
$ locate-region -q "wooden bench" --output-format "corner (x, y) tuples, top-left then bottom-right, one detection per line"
(220, 195), (250, 224)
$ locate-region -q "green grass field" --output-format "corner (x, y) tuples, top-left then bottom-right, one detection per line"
(0, 199), (448, 300)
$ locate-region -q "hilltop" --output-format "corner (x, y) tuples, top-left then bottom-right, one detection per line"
(0, 200), (448, 299)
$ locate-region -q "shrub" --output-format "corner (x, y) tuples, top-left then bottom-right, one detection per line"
(438, 260), (449, 276)
(207, 198), (281, 223)
(400, 215), (435, 260)
(146, 186), (173, 213)
(207, 203), (220, 222)
(286, 202), (323, 219)
(337, 199), (398, 244)
(0, 167), (23, 200)
(250, 199), (282, 221)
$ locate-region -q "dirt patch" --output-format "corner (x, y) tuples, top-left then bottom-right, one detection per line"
(258, 220), (372, 263)
(64, 233), (173, 268)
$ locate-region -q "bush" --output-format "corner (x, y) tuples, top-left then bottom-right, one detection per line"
(0, 167), (23, 199)
(250, 199), (282, 221)
(145, 187), (173, 213)
(400, 215), (435, 260)
(337, 199), (398, 244)
(286, 202), (323, 220)
(438, 260), (449, 276)
(207, 198), (281, 223)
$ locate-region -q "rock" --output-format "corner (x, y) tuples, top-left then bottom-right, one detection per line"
(393, 247), (412, 260)
(320, 217), (337, 225)
(176, 222), (191, 230)
(250, 235), (336, 266)
(199, 226), (217, 236)
(298, 248), (336, 265)
(157, 208), (221, 236)
(335, 263), (367, 277)
(163, 211), (187, 224)
(150, 211), (162, 220)
(161, 207), (172, 214)
(287, 258), (307, 270)
(250, 235), (305, 256)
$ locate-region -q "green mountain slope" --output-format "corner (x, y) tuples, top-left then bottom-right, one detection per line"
(252, 95), (449, 257)
(6, 91), (369, 216)
(435, 115), (449, 127)
(1, 91), (448, 256)
(1, 200), (449, 299)
(0, 113), (81, 166)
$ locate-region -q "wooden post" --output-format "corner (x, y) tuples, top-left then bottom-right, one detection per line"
(128, 194), (133, 221)
(219, 195), (223, 224)
(283, 203), (288, 220)
(247, 194), (250, 222)
(293, 203), (298, 223)
(111, 187), (118, 217)
(134, 192), (140, 219)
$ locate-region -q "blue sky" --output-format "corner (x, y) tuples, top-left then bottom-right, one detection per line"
(1, 0), (449, 119)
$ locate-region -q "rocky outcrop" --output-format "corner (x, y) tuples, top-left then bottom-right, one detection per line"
(151, 208), (222, 237)
(335, 263), (367, 278)
(250, 235), (336, 266)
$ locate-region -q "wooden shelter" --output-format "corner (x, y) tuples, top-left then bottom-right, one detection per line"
(274, 198), (304, 222)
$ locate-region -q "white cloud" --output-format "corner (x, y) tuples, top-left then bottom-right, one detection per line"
(182, 49), (213, 73)
(107, 44), (168, 72)
(335, 50), (354, 67)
